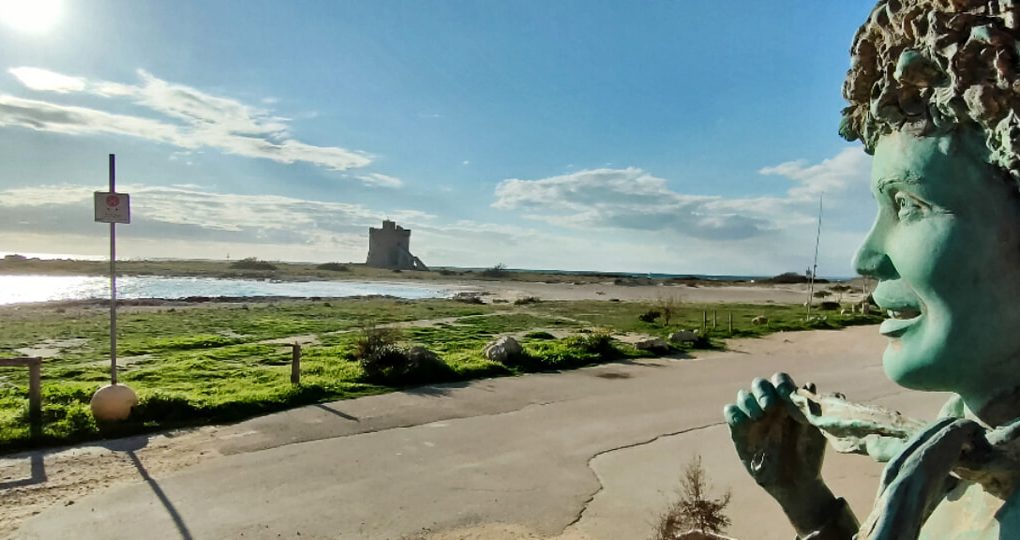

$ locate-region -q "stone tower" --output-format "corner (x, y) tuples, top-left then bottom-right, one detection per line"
(365, 220), (428, 270)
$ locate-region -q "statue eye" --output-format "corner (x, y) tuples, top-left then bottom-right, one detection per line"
(894, 192), (926, 220)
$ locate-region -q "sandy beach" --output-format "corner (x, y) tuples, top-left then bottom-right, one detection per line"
(455, 279), (855, 305)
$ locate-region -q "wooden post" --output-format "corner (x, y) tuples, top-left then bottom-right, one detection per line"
(713, 310), (718, 328)
(291, 343), (301, 385)
(728, 312), (733, 334)
(702, 311), (707, 332)
(0, 357), (42, 436)
(28, 361), (41, 425)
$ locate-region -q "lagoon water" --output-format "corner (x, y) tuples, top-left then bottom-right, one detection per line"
(0, 275), (454, 305)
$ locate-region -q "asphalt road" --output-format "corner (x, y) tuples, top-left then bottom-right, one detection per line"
(14, 326), (949, 540)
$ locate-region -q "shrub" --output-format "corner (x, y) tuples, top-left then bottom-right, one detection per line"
(359, 344), (453, 385)
(653, 454), (731, 539)
(480, 263), (509, 278)
(354, 326), (402, 360)
(229, 257), (277, 271)
(524, 331), (555, 340)
(518, 331), (619, 371)
(567, 331), (614, 355)
(316, 262), (350, 272)
(131, 392), (200, 423)
(514, 296), (541, 305)
(354, 326), (453, 385)
(639, 309), (662, 323)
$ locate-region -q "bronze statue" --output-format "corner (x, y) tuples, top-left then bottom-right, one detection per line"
(725, 1), (1020, 538)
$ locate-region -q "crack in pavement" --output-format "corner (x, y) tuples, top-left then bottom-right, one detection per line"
(557, 387), (934, 536)
(562, 421), (724, 532)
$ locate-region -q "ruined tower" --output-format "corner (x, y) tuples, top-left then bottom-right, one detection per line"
(365, 220), (428, 270)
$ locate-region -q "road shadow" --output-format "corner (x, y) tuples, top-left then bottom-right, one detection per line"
(403, 380), (474, 398)
(0, 453), (46, 490)
(127, 450), (193, 540)
(313, 403), (359, 422)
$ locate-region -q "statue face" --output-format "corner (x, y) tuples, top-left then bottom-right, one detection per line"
(854, 129), (1020, 401)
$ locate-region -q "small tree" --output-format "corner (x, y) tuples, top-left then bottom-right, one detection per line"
(653, 454), (731, 539)
(828, 284), (853, 302)
(657, 295), (683, 327)
(480, 263), (509, 278)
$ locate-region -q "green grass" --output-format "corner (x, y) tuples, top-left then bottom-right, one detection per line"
(0, 298), (880, 452)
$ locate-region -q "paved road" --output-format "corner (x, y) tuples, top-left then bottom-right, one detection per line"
(15, 326), (949, 540)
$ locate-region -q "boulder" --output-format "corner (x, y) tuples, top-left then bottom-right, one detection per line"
(668, 330), (698, 344)
(635, 337), (671, 352)
(751, 315), (769, 325)
(406, 345), (440, 366)
(483, 336), (523, 363)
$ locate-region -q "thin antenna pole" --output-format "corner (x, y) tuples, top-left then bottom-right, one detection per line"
(806, 195), (823, 320)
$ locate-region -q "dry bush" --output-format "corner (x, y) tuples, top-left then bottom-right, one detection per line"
(652, 454), (731, 539)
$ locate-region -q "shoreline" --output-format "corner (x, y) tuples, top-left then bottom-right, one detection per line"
(0, 279), (861, 309)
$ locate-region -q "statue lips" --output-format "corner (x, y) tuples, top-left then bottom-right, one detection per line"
(873, 280), (924, 338)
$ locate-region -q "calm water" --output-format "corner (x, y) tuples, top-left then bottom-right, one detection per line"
(0, 275), (455, 305)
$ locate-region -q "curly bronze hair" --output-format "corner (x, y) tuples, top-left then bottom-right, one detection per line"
(841, 0), (1020, 179)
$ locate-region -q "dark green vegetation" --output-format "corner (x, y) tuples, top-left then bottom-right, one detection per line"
(0, 298), (880, 452)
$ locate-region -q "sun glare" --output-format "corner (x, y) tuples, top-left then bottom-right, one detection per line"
(0, 0), (62, 35)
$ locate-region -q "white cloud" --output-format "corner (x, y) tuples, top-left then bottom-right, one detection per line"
(9, 67), (85, 93)
(759, 147), (871, 201)
(0, 184), (407, 246)
(492, 149), (873, 241)
(493, 167), (772, 240)
(3, 67), (383, 181)
(353, 172), (403, 188)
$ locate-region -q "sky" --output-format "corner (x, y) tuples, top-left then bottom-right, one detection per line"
(0, 0), (879, 277)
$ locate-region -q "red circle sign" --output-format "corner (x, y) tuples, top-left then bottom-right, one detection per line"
(106, 195), (120, 207)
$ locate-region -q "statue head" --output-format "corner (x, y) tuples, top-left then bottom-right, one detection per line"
(845, 0), (1020, 411)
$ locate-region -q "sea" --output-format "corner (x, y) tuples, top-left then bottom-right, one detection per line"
(0, 275), (455, 305)
(0, 253), (853, 306)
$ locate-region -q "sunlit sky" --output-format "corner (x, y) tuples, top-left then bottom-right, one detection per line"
(0, 1), (877, 276)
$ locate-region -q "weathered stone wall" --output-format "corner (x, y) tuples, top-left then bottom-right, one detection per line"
(365, 220), (426, 270)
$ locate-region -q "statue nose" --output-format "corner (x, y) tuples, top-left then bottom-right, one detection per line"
(853, 228), (898, 279)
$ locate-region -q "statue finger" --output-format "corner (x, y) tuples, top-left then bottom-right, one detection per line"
(771, 372), (796, 398)
(737, 389), (765, 420)
(751, 377), (780, 411)
(724, 403), (749, 429)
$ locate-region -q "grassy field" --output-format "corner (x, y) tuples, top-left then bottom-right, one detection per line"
(0, 297), (881, 452)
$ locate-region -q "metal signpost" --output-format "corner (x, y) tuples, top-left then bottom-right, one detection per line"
(94, 154), (130, 385)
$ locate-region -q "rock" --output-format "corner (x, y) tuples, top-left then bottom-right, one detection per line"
(483, 336), (523, 363)
(668, 330), (698, 344)
(635, 338), (670, 352)
(751, 315), (769, 325)
(406, 346), (440, 366)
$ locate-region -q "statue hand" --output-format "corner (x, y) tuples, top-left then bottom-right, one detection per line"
(859, 417), (985, 540)
(724, 373), (835, 534)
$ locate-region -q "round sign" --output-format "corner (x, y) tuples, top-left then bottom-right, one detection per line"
(106, 195), (120, 207)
